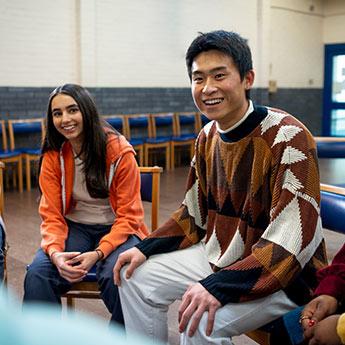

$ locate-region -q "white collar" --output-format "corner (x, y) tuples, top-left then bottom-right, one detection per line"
(216, 100), (254, 134)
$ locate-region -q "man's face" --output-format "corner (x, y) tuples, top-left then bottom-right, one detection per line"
(191, 49), (254, 130)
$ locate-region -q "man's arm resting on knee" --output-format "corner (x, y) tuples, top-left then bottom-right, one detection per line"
(113, 247), (147, 286)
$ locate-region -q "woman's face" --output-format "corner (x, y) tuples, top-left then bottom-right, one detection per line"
(51, 93), (84, 152)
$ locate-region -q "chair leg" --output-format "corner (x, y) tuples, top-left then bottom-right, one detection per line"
(170, 144), (175, 171)
(138, 146), (144, 166)
(166, 145), (171, 171)
(18, 157), (23, 193)
(144, 146), (149, 166)
(66, 296), (75, 310)
(26, 156), (31, 191)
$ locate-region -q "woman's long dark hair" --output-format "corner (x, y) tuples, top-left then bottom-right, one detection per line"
(41, 83), (113, 198)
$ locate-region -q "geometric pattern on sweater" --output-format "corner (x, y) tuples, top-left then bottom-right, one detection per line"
(137, 104), (327, 305)
(273, 125), (303, 147)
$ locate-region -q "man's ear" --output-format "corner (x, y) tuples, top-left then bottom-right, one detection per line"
(244, 70), (255, 90)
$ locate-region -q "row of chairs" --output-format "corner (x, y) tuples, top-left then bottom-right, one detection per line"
(103, 112), (203, 171)
(0, 118), (44, 193)
(0, 112), (205, 192)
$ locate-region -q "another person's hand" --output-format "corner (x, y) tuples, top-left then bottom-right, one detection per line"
(178, 283), (221, 337)
(307, 314), (341, 345)
(113, 247), (146, 286)
(51, 251), (88, 283)
(301, 295), (338, 335)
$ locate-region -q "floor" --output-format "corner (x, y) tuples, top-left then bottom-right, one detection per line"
(3, 158), (345, 345)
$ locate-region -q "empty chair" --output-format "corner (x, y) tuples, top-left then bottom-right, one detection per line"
(145, 113), (173, 171)
(0, 120), (23, 192)
(124, 114), (151, 166)
(171, 112), (199, 169)
(7, 118), (45, 191)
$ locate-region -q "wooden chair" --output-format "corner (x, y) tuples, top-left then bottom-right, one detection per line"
(0, 120), (23, 192)
(7, 118), (45, 191)
(171, 112), (199, 170)
(63, 166), (163, 309)
(124, 114), (151, 166)
(145, 113), (173, 171)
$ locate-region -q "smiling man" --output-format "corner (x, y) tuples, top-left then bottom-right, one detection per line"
(114, 30), (327, 344)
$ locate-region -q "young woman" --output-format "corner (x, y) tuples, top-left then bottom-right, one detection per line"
(23, 84), (148, 323)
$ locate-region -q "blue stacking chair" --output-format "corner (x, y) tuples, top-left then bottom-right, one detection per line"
(145, 113), (173, 171)
(63, 166), (163, 309)
(314, 137), (345, 158)
(0, 120), (23, 192)
(102, 114), (125, 135)
(8, 118), (45, 191)
(124, 114), (151, 166)
(171, 112), (199, 170)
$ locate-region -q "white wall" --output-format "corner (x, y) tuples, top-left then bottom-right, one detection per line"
(1, 0), (344, 89)
(323, 0), (345, 43)
(270, 0), (324, 88)
(0, 0), (266, 88)
(0, 0), (79, 86)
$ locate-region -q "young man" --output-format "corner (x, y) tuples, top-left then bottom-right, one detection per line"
(113, 30), (327, 344)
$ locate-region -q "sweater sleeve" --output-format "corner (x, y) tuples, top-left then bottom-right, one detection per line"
(200, 122), (326, 305)
(39, 152), (68, 257)
(136, 156), (207, 257)
(314, 243), (345, 302)
(97, 152), (148, 257)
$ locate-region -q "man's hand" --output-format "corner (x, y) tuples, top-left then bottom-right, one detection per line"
(307, 314), (341, 345)
(51, 251), (88, 283)
(178, 283), (221, 337)
(302, 295), (338, 337)
(113, 247), (146, 286)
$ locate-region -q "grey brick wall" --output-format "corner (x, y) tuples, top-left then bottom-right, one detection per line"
(0, 86), (323, 135)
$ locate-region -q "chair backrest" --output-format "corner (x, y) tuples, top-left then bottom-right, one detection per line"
(102, 115), (126, 135)
(139, 166), (163, 231)
(124, 114), (150, 141)
(7, 118), (45, 151)
(0, 120), (9, 151)
(320, 183), (345, 234)
(149, 113), (174, 139)
(173, 112), (199, 136)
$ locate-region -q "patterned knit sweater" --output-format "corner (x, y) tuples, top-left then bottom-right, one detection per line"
(137, 104), (327, 306)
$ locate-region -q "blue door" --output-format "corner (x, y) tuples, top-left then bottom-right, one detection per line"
(323, 44), (345, 136)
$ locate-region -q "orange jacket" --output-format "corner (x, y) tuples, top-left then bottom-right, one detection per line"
(39, 134), (148, 258)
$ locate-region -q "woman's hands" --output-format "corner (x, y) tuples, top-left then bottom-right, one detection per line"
(300, 295), (341, 345)
(51, 251), (99, 283)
